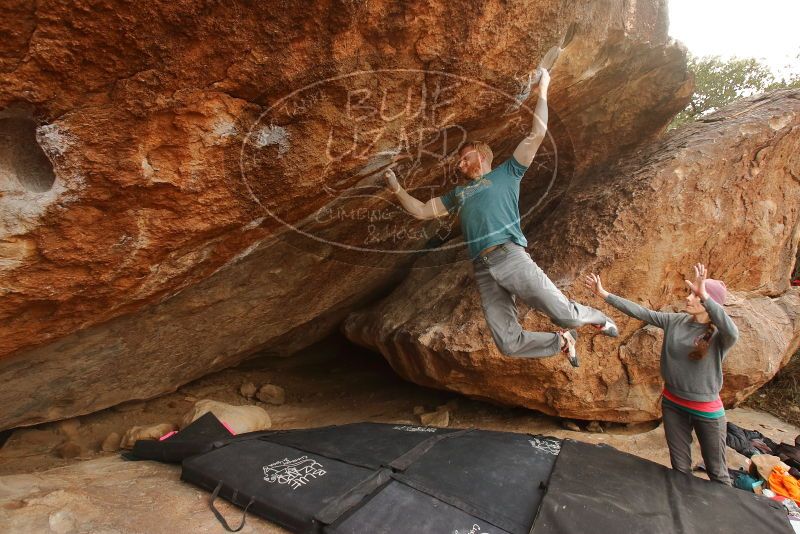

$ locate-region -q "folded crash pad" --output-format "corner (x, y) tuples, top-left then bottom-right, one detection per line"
(130, 412), (234, 463)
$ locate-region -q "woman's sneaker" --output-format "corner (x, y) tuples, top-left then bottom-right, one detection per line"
(560, 330), (579, 368)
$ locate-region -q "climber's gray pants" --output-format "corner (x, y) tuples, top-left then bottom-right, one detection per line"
(471, 242), (609, 358)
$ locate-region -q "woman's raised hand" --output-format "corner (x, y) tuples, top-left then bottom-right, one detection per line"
(583, 273), (609, 299)
(684, 263), (710, 300)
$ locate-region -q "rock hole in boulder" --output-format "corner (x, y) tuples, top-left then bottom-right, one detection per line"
(0, 116), (56, 193)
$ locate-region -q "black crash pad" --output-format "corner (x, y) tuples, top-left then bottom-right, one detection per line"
(530, 439), (793, 534)
(180, 423), (559, 533)
(153, 422), (793, 534)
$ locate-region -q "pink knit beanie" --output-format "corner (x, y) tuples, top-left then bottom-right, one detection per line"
(704, 279), (727, 305)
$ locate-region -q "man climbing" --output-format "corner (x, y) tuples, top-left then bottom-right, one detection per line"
(384, 68), (617, 367)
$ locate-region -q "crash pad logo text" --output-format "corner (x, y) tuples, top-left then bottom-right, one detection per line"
(452, 523), (489, 534)
(263, 456), (327, 490)
(527, 437), (561, 456)
(393, 425), (437, 433)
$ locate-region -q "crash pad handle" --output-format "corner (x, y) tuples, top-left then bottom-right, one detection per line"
(209, 481), (255, 532)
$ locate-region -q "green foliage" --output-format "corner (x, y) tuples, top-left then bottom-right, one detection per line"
(670, 53), (800, 129)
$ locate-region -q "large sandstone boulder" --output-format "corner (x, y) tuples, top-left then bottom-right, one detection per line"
(0, 0), (689, 429)
(344, 90), (800, 422)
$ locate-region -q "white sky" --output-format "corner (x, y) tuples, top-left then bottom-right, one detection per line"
(669, 0), (800, 77)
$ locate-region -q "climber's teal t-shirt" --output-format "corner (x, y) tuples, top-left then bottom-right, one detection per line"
(440, 156), (529, 259)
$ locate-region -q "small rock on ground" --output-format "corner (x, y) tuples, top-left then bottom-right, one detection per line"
(239, 382), (257, 399)
(419, 409), (449, 427)
(561, 420), (581, 432)
(257, 385), (286, 405)
(101, 432), (121, 452)
(586, 421), (605, 433)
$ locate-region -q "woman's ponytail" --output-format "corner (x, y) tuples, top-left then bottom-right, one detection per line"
(688, 324), (716, 360)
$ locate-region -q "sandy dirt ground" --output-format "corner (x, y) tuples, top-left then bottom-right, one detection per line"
(1, 334), (798, 533)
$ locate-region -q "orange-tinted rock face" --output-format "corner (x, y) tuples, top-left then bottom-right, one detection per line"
(0, 0), (690, 429)
(344, 90), (800, 422)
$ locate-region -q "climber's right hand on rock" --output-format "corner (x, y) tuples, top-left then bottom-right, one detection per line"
(538, 68), (550, 90)
(385, 168), (400, 194)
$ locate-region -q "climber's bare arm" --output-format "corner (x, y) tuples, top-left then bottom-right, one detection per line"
(384, 169), (448, 220)
(512, 68), (550, 168)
